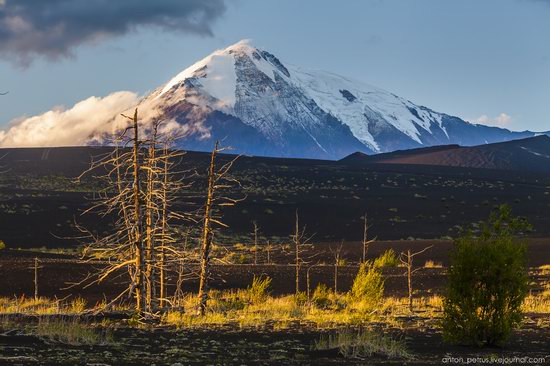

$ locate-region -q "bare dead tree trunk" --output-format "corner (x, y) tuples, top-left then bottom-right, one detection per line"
(406, 250), (412, 311)
(331, 242), (343, 294)
(362, 213), (368, 262)
(399, 245), (433, 313)
(174, 230), (190, 304)
(34, 257), (39, 301)
(334, 257), (339, 294)
(197, 141), (218, 316)
(131, 109), (145, 313)
(362, 213), (375, 263)
(253, 221), (259, 265)
(266, 241), (272, 265)
(306, 265), (312, 300)
(145, 136), (156, 312)
(294, 211), (301, 295)
(159, 147), (169, 309)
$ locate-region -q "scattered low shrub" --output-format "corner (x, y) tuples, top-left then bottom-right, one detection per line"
(348, 263), (384, 312)
(373, 249), (399, 268)
(246, 275), (272, 304)
(294, 291), (308, 306)
(312, 283), (333, 309)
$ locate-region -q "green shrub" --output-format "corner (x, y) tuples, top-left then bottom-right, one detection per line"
(246, 275), (272, 304)
(312, 283), (333, 309)
(294, 291), (308, 306)
(0, 240), (5, 250)
(442, 205), (530, 346)
(348, 262), (384, 311)
(373, 249), (398, 268)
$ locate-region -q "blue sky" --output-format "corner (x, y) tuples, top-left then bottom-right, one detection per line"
(1, 0), (549, 131)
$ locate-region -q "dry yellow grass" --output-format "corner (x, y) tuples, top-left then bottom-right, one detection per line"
(424, 260), (443, 268)
(539, 264), (550, 275)
(523, 283), (550, 314)
(0, 296), (89, 315)
(163, 292), (448, 329)
(33, 318), (113, 345)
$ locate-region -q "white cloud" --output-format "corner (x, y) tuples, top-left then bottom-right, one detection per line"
(471, 113), (513, 127)
(0, 90), (213, 148)
(0, 91), (139, 147)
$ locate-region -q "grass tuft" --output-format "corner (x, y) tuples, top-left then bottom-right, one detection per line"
(315, 327), (412, 359)
(33, 318), (112, 345)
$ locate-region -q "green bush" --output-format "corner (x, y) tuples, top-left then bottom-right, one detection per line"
(312, 283), (333, 309)
(348, 262), (384, 311)
(373, 249), (398, 268)
(0, 240), (5, 250)
(294, 291), (308, 306)
(442, 205), (530, 346)
(246, 275), (272, 304)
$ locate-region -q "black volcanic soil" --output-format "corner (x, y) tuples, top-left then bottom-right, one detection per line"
(1, 146), (550, 250)
(2, 238), (548, 304)
(1, 320), (548, 365)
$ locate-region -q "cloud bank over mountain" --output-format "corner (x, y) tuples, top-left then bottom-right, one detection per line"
(0, 91), (138, 147)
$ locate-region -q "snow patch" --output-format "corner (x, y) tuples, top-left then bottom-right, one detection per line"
(520, 146), (550, 159)
(158, 46), (238, 108)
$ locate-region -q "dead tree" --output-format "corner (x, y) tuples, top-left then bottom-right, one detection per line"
(158, 146), (169, 308)
(129, 109), (146, 312)
(265, 241), (274, 265)
(76, 109), (189, 314)
(172, 229), (192, 303)
(144, 123), (158, 311)
(33, 257), (41, 301)
(147, 135), (188, 310)
(291, 211), (315, 295)
(330, 242), (344, 293)
(252, 221), (260, 265)
(197, 142), (241, 315)
(197, 142), (217, 315)
(399, 245), (433, 312)
(362, 212), (375, 263)
(293, 211), (302, 295)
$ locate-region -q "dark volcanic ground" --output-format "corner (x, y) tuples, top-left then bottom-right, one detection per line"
(1, 238), (548, 304)
(1, 146), (550, 250)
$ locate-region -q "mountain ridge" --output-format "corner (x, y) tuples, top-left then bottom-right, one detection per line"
(340, 135), (550, 173)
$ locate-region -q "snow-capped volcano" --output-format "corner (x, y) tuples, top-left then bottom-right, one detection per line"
(137, 40), (544, 159)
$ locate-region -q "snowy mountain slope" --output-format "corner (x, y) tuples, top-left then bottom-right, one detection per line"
(137, 40), (546, 159)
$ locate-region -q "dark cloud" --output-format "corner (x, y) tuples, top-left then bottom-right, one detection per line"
(0, 0), (226, 66)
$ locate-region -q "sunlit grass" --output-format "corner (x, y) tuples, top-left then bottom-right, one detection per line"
(162, 292), (447, 329)
(424, 260), (443, 268)
(523, 283), (550, 314)
(0, 296), (90, 315)
(315, 327), (412, 360)
(33, 318), (113, 345)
